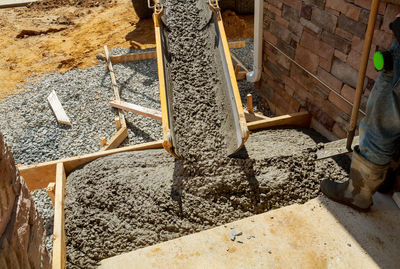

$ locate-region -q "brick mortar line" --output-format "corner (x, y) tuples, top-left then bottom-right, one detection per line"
(264, 40), (366, 116)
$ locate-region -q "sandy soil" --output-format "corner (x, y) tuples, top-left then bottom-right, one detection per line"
(0, 0), (253, 99)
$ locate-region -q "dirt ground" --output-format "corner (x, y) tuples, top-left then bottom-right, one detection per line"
(0, 0), (253, 99)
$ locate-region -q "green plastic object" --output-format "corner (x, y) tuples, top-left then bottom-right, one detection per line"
(374, 51), (384, 71)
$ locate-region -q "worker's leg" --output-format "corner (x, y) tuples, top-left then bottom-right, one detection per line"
(359, 40), (400, 166)
(321, 40), (400, 211)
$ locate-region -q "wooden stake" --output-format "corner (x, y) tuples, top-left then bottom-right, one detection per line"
(45, 182), (56, 206)
(100, 137), (107, 147)
(52, 162), (66, 269)
(234, 64), (241, 78)
(101, 126), (128, 151)
(115, 116), (121, 129)
(346, 0), (380, 150)
(247, 94), (253, 113)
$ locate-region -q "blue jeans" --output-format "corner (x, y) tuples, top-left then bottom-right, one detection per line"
(359, 40), (400, 165)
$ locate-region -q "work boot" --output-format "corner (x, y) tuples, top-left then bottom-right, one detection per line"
(320, 146), (389, 211)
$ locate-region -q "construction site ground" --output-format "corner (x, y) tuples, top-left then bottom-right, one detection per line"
(0, 0), (253, 99)
(1, 1), (399, 268)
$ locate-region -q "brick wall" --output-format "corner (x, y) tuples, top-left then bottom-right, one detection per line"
(261, 0), (400, 139)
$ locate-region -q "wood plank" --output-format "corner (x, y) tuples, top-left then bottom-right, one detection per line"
(107, 41), (245, 64)
(0, 0), (37, 8)
(237, 71), (247, 81)
(110, 100), (162, 121)
(101, 126), (128, 151)
(246, 94), (253, 113)
(231, 52), (249, 73)
(247, 112), (311, 131)
(100, 137), (107, 147)
(47, 90), (71, 125)
(228, 40), (246, 49)
(104, 45), (126, 127)
(52, 163), (66, 269)
(45, 182), (56, 206)
(316, 136), (360, 160)
(110, 51), (157, 64)
(19, 140), (164, 190)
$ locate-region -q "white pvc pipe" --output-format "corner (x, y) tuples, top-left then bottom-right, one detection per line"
(246, 0), (263, 83)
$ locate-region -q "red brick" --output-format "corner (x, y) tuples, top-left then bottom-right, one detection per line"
(301, 3), (312, 20)
(291, 64), (316, 91)
(338, 14), (366, 38)
(351, 36), (376, 59)
(264, 31), (278, 46)
(372, 29), (394, 50)
(319, 56), (333, 72)
(267, 3), (282, 16)
(275, 15), (289, 28)
(289, 19), (304, 37)
(382, 4), (400, 33)
(317, 66), (343, 91)
(334, 49), (347, 62)
(326, 0), (346, 13)
(311, 7), (338, 33)
(295, 45), (320, 74)
(268, 0), (283, 9)
(346, 49), (361, 70)
(318, 41), (335, 60)
(325, 7), (340, 17)
(335, 28), (352, 41)
(332, 123), (347, 138)
(277, 53), (291, 70)
(328, 91), (352, 115)
(354, 0), (386, 15)
(322, 31), (351, 54)
(341, 84), (356, 102)
(300, 17), (322, 34)
(282, 0), (302, 11)
(345, 4), (361, 21)
(300, 30), (319, 49)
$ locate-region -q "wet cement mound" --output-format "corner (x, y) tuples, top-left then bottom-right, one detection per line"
(163, 0), (236, 158)
(64, 129), (350, 268)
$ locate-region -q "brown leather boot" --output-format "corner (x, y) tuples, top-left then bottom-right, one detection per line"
(320, 146), (389, 211)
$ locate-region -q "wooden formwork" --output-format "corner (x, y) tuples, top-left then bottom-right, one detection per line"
(18, 43), (313, 268)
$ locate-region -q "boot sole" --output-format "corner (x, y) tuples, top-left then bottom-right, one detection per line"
(320, 186), (371, 213)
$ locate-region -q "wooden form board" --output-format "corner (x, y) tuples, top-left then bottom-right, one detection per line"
(247, 111), (311, 131)
(108, 40), (246, 64)
(101, 126), (128, 151)
(47, 90), (71, 125)
(19, 140), (163, 190)
(110, 100), (162, 121)
(52, 163), (66, 269)
(104, 45), (126, 128)
(20, 111), (311, 190)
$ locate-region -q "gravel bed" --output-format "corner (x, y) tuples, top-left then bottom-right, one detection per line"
(0, 40), (257, 253)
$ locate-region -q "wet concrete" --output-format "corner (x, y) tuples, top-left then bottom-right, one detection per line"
(64, 129), (350, 268)
(163, 0), (237, 158)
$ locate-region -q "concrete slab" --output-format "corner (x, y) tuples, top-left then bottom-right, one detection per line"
(0, 0), (37, 8)
(100, 194), (400, 269)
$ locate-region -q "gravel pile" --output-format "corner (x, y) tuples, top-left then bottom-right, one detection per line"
(0, 39), (256, 253)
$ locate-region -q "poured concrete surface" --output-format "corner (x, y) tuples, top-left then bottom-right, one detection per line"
(100, 193), (400, 269)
